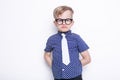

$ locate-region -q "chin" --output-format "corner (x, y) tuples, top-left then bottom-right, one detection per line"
(61, 30), (69, 32)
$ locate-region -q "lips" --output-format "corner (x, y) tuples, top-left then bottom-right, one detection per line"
(61, 26), (67, 28)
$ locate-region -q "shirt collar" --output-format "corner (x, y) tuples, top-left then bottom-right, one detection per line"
(58, 30), (72, 36)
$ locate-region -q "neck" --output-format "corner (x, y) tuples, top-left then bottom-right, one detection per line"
(58, 30), (70, 33)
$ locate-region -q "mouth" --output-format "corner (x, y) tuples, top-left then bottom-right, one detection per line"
(61, 26), (67, 28)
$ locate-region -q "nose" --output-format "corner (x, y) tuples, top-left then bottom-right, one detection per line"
(62, 20), (66, 24)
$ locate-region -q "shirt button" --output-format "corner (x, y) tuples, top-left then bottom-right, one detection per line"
(62, 69), (65, 71)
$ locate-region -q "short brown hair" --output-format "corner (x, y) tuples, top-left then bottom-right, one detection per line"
(53, 5), (74, 19)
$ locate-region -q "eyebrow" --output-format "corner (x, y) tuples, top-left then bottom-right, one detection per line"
(55, 18), (73, 19)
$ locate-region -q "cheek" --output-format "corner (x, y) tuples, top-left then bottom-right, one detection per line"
(68, 24), (73, 28)
(54, 23), (60, 28)
(55, 24), (61, 29)
(69, 23), (73, 28)
(71, 22), (74, 26)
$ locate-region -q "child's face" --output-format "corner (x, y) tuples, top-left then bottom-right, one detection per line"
(54, 10), (74, 32)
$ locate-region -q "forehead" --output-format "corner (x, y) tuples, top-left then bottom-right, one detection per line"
(57, 10), (73, 19)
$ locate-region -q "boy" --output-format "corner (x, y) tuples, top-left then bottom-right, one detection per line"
(44, 5), (91, 80)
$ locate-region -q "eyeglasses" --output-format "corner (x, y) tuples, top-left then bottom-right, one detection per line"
(55, 18), (73, 25)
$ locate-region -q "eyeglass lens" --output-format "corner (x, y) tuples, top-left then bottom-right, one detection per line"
(55, 18), (73, 25)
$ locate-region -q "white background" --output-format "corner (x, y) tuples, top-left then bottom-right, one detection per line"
(0, 0), (120, 80)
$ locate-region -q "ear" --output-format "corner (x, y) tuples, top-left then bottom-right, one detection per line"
(53, 21), (55, 24)
(71, 20), (74, 26)
(53, 21), (57, 27)
(72, 20), (74, 24)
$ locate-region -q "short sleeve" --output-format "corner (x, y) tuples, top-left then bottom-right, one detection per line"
(77, 35), (89, 53)
(44, 38), (53, 52)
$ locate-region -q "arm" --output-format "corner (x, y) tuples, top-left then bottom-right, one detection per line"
(44, 52), (52, 67)
(80, 50), (91, 66)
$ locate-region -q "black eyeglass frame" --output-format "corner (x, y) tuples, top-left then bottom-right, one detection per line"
(55, 18), (73, 25)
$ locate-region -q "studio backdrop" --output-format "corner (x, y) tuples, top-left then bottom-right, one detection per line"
(0, 0), (120, 80)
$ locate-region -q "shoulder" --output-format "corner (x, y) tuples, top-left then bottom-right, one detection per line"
(47, 33), (59, 41)
(71, 33), (80, 37)
(71, 33), (82, 40)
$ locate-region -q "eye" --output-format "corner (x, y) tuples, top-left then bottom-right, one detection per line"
(55, 18), (63, 25)
(55, 18), (62, 22)
(66, 18), (73, 21)
(65, 18), (73, 25)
